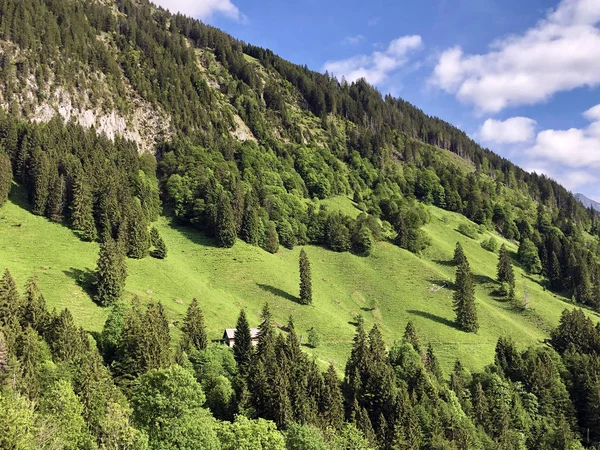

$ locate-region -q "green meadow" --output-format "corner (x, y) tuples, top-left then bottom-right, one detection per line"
(1, 187), (595, 375)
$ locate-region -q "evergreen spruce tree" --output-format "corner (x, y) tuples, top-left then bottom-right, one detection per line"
(263, 220), (279, 254)
(95, 237), (127, 307)
(46, 173), (66, 222)
(549, 251), (562, 291)
(403, 321), (421, 354)
(321, 364), (345, 430)
(299, 248), (312, 305)
(0, 329), (7, 377)
(127, 204), (150, 259)
(151, 234), (167, 259)
(150, 227), (160, 247)
(453, 258), (479, 333)
(241, 193), (261, 246)
(394, 215), (408, 249)
(70, 169), (95, 238)
(497, 244), (515, 287)
(31, 149), (51, 216)
(181, 298), (207, 352)
(20, 277), (49, 333)
(0, 152), (12, 206)
(233, 309), (253, 374)
(473, 382), (490, 429)
(0, 269), (20, 328)
(216, 191), (237, 248)
(425, 343), (443, 380)
(139, 302), (171, 372)
(114, 298), (145, 381)
(453, 241), (466, 266)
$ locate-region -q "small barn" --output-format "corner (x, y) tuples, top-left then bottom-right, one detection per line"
(223, 328), (260, 347)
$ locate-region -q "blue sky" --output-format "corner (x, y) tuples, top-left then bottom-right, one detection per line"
(153, 0), (600, 200)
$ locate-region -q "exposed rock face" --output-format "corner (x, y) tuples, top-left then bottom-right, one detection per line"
(31, 87), (171, 154)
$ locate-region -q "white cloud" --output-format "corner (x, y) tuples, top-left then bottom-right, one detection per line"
(368, 17), (380, 27)
(342, 35), (366, 46)
(323, 35), (423, 85)
(479, 117), (537, 144)
(430, 0), (600, 113)
(152, 0), (244, 21)
(528, 104), (600, 168)
(525, 165), (597, 192)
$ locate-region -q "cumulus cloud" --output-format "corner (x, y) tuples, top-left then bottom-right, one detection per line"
(323, 35), (423, 85)
(152, 0), (244, 21)
(430, 0), (600, 113)
(342, 35), (366, 46)
(528, 104), (600, 168)
(479, 117), (537, 144)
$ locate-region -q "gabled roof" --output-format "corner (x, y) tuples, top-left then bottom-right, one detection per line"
(223, 328), (260, 339)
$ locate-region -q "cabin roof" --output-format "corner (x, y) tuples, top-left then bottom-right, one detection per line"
(223, 328), (260, 340)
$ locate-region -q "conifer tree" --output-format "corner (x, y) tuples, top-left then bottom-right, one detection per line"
(321, 364), (345, 430)
(0, 152), (12, 206)
(453, 241), (466, 266)
(497, 244), (515, 287)
(139, 302), (171, 372)
(70, 169), (96, 238)
(233, 308), (253, 374)
(151, 234), (167, 259)
(31, 149), (51, 216)
(127, 202), (151, 259)
(47, 173), (66, 222)
(0, 329), (7, 377)
(394, 215), (408, 249)
(299, 248), (312, 305)
(216, 191), (237, 248)
(549, 251), (562, 291)
(403, 321), (421, 354)
(150, 227), (160, 247)
(181, 298), (207, 352)
(115, 298), (144, 381)
(20, 277), (49, 333)
(453, 258), (479, 333)
(95, 237), (127, 307)
(263, 221), (279, 254)
(241, 192), (261, 245)
(0, 269), (20, 328)
(473, 382), (489, 428)
(425, 343), (443, 380)
(46, 308), (85, 363)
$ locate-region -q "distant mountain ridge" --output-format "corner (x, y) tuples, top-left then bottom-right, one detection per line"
(576, 193), (600, 211)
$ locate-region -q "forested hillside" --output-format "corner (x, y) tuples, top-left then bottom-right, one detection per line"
(1, 0), (600, 448)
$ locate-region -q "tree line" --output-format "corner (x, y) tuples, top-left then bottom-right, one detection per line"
(2, 267), (599, 448)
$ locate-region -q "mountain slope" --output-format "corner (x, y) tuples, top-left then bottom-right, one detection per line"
(0, 0), (598, 372)
(1, 185), (594, 374)
(576, 192), (600, 211)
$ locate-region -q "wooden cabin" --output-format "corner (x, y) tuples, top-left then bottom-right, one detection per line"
(223, 328), (260, 347)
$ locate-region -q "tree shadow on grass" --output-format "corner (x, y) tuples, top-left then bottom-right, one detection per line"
(63, 267), (96, 298)
(7, 183), (31, 212)
(433, 259), (455, 267)
(406, 309), (458, 330)
(167, 218), (221, 249)
(257, 283), (299, 304)
(474, 274), (496, 285)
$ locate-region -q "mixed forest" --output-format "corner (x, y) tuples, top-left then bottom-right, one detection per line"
(1, 0), (600, 448)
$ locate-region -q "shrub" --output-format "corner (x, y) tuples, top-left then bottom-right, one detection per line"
(457, 223), (479, 239)
(481, 237), (499, 253)
(307, 328), (320, 348)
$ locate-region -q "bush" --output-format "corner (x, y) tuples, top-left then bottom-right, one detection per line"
(458, 223), (479, 239)
(481, 237), (499, 253)
(307, 328), (320, 348)
(497, 282), (510, 297)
